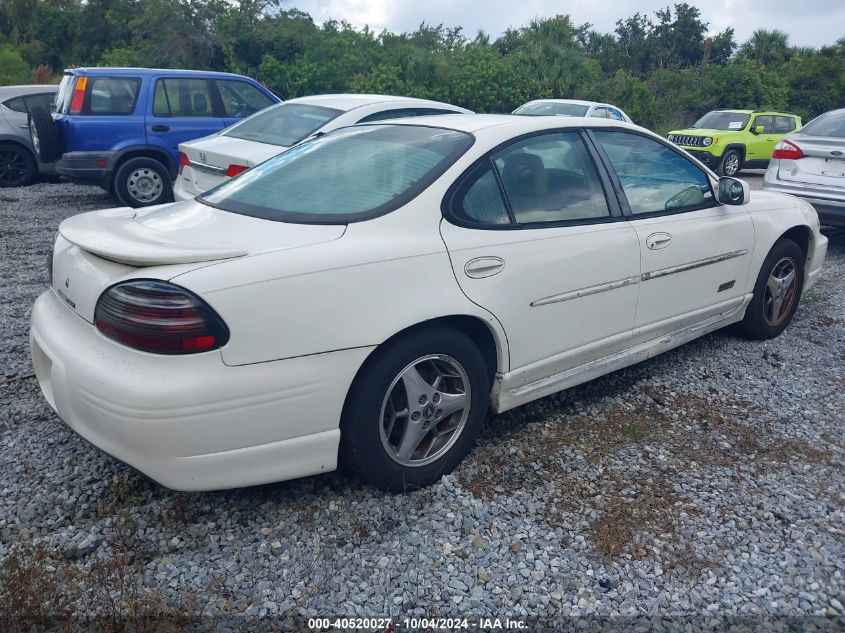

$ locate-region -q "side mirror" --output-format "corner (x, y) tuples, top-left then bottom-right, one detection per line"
(751, 125), (764, 135)
(718, 177), (749, 205)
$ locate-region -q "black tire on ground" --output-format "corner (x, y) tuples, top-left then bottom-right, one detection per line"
(27, 105), (62, 163)
(717, 148), (742, 177)
(113, 156), (174, 208)
(737, 238), (805, 340)
(340, 327), (491, 492)
(0, 143), (36, 187)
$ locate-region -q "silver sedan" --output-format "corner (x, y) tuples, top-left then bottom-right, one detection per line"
(0, 84), (57, 187)
(762, 108), (845, 226)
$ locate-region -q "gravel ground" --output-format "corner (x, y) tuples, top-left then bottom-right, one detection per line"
(1, 182), (843, 631)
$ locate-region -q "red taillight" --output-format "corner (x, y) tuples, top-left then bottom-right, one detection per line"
(95, 280), (229, 355)
(225, 164), (249, 177)
(70, 76), (87, 114)
(772, 139), (805, 160)
(178, 151), (190, 175)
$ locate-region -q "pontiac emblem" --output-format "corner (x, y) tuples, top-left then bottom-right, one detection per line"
(64, 278), (70, 288)
(199, 152), (207, 163)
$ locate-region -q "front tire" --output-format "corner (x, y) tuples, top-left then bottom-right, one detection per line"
(738, 238), (804, 340)
(340, 327), (491, 492)
(718, 149), (742, 177)
(113, 157), (174, 208)
(0, 143), (36, 187)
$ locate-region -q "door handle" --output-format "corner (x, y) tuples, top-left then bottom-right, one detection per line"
(19, 124), (29, 129)
(464, 256), (505, 279)
(646, 232), (672, 250)
(151, 124), (170, 132)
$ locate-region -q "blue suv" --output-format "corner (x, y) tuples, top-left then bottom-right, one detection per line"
(28, 68), (279, 207)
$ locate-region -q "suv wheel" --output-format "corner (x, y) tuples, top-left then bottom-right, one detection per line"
(27, 105), (62, 163)
(114, 157), (174, 208)
(0, 143), (36, 187)
(718, 149), (742, 177)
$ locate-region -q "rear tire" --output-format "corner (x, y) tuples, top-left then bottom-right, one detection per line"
(27, 105), (62, 163)
(0, 143), (36, 187)
(340, 327), (491, 492)
(718, 149), (742, 177)
(113, 157), (174, 208)
(738, 239), (804, 340)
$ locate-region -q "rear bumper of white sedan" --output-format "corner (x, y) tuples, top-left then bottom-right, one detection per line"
(172, 174), (196, 202)
(30, 290), (372, 491)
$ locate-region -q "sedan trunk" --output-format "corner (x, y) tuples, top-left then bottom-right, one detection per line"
(777, 135), (845, 190)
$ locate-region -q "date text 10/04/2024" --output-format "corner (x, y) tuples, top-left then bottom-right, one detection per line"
(307, 617), (528, 630)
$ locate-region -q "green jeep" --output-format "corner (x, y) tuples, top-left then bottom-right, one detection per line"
(667, 109), (802, 176)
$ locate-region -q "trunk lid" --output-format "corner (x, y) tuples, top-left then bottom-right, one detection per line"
(53, 200), (345, 322)
(179, 136), (285, 196)
(777, 135), (845, 189)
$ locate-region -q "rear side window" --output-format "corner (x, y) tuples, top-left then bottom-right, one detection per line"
(452, 165), (510, 225)
(774, 116), (796, 133)
(153, 79), (214, 117)
(3, 93), (54, 113)
(87, 77), (140, 115)
(215, 80), (274, 118)
(606, 108), (625, 121)
(201, 125), (473, 223)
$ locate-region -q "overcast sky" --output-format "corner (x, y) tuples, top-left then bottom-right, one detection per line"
(290, 0), (844, 48)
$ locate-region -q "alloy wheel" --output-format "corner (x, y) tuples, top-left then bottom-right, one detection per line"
(379, 354), (471, 467)
(763, 256), (798, 326)
(724, 153), (740, 176)
(0, 147), (30, 186)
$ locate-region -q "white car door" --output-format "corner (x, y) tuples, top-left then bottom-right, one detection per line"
(440, 130), (641, 383)
(589, 129), (755, 339)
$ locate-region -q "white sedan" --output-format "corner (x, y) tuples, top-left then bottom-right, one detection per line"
(514, 98), (634, 123)
(173, 94), (472, 200)
(31, 115), (827, 492)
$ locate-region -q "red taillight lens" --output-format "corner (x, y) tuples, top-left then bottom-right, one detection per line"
(95, 280), (229, 355)
(178, 151), (190, 175)
(772, 139), (805, 160)
(70, 76), (87, 114)
(225, 164), (248, 177)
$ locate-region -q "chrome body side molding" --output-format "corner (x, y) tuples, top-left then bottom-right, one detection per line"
(641, 249), (748, 281)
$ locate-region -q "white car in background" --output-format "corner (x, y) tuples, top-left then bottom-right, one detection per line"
(514, 99), (633, 124)
(174, 94), (472, 200)
(32, 115), (826, 492)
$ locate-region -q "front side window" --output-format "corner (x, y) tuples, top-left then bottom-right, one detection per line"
(153, 78), (214, 117)
(752, 115), (775, 134)
(593, 130), (715, 215)
(88, 77), (140, 115)
(223, 103), (342, 147)
(200, 124), (473, 223)
(513, 102), (590, 117)
(492, 132), (610, 224)
(215, 79), (274, 118)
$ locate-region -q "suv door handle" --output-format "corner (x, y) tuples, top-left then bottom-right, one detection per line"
(646, 232), (672, 250)
(464, 257), (505, 278)
(19, 124), (29, 129)
(151, 124), (170, 132)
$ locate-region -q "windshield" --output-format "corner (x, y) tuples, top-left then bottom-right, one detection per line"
(800, 110), (845, 138)
(692, 112), (750, 131)
(200, 124), (474, 223)
(54, 73), (74, 113)
(223, 103), (343, 147)
(513, 102), (590, 117)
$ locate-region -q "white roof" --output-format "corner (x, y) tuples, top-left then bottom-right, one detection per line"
(522, 98), (614, 108)
(382, 113), (640, 134)
(286, 93), (471, 113)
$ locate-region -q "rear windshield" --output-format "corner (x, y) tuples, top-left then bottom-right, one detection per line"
(54, 73), (74, 113)
(800, 110), (845, 138)
(692, 112), (750, 131)
(200, 124), (474, 224)
(223, 103), (343, 147)
(514, 102), (590, 117)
